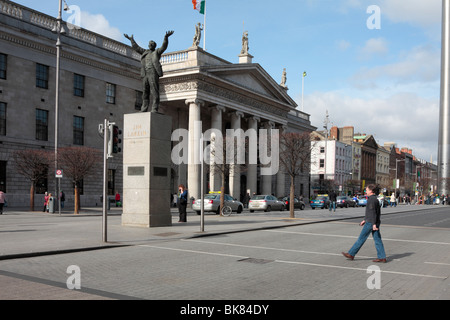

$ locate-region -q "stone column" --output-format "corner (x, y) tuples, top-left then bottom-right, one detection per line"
(186, 98), (204, 200)
(229, 111), (244, 200)
(246, 116), (259, 197)
(261, 121), (275, 195)
(209, 105), (226, 192)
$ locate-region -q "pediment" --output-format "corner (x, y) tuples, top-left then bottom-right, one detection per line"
(204, 64), (297, 108)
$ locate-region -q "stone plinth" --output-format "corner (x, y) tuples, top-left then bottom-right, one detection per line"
(122, 112), (172, 228)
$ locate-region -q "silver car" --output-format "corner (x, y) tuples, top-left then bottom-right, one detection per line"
(192, 193), (244, 215)
(249, 195), (285, 212)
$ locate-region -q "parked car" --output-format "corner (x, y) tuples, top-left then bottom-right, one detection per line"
(249, 195), (285, 212)
(279, 196), (306, 210)
(336, 196), (357, 208)
(192, 193), (243, 215)
(310, 195), (330, 209)
(357, 196), (368, 207)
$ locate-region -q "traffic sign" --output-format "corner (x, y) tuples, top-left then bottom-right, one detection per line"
(55, 169), (63, 178)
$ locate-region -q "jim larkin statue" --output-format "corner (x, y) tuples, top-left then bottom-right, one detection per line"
(125, 31), (174, 113)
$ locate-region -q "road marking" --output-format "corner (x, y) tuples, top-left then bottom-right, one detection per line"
(182, 238), (372, 258)
(137, 243), (447, 280)
(425, 262), (450, 266)
(264, 230), (450, 245)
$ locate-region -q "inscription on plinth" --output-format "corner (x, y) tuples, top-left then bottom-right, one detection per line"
(122, 112), (172, 228)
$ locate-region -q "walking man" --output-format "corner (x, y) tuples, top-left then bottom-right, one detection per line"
(342, 184), (386, 263)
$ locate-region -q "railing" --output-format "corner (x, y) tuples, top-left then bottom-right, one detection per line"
(161, 50), (189, 65)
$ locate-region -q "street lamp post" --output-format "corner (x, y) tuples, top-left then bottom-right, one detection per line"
(52, 0), (68, 214)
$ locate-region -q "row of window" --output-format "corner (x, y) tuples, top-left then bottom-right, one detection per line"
(0, 102), (84, 144)
(1, 53), (144, 108)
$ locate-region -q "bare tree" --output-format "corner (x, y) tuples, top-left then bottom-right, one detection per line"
(279, 132), (313, 218)
(13, 149), (51, 211)
(58, 147), (101, 214)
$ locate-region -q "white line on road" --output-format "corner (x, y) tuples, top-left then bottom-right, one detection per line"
(182, 238), (373, 259)
(137, 243), (447, 280)
(264, 230), (450, 245)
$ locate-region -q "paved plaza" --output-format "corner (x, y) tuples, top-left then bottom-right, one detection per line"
(0, 204), (449, 304)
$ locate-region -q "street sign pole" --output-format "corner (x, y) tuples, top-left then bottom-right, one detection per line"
(102, 119), (109, 243)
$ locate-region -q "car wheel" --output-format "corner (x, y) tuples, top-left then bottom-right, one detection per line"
(311, 207), (315, 210)
(265, 205), (271, 212)
(237, 205), (243, 213)
(196, 211), (201, 215)
(216, 207), (220, 215)
(250, 210), (254, 213)
(300, 204), (305, 210)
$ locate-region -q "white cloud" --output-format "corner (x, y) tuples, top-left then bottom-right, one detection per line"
(351, 45), (441, 90)
(79, 11), (122, 41)
(359, 37), (388, 60)
(302, 90), (439, 162)
(379, 0), (441, 28)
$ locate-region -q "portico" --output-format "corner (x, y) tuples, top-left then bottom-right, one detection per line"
(157, 47), (315, 201)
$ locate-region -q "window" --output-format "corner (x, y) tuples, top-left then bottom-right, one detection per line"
(74, 74), (85, 97)
(320, 159), (325, 168)
(135, 90), (143, 110)
(0, 161), (6, 192)
(0, 102), (6, 136)
(0, 53), (6, 79)
(36, 63), (49, 89)
(320, 147), (325, 154)
(106, 83), (116, 104)
(73, 116), (84, 145)
(36, 109), (48, 141)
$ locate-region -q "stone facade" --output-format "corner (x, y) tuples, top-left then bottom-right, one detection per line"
(0, 1), (315, 208)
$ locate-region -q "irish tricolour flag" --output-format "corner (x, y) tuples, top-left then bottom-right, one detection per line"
(192, 0), (205, 14)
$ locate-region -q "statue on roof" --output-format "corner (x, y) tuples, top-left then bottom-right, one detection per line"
(192, 22), (203, 47)
(241, 31), (249, 55)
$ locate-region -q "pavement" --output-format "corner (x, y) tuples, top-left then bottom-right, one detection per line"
(0, 203), (440, 260)
(1, 203), (449, 303)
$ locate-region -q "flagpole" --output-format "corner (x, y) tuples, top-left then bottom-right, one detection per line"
(302, 73), (305, 112)
(203, 6), (206, 50)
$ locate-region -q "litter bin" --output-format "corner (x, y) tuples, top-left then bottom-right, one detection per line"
(48, 196), (55, 213)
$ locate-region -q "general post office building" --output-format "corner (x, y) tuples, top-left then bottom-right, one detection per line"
(0, 1), (315, 208)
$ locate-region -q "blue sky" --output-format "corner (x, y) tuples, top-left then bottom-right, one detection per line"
(15, 0), (442, 162)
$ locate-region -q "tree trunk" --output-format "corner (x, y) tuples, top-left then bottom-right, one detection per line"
(74, 185), (79, 214)
(29, 183), (35, 211)
(290, 175), (295, 218)
(220, 166), (225, 216)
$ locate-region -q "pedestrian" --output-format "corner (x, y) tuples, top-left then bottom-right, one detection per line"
(390, 193), (396, 207)
(0, 190), (6, 214)
(60, 190), (65, 209)
(43, 192), (49, 212)
(342, 184), (387, 263)
(243, 192), (250, 208)
(178, 184), (188, 222)
(329, 190), (337, 212)
(115, 192), (121, 207)
(172, 193), (177, 207)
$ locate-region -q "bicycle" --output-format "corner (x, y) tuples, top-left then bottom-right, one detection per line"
(221, 205), (233, 216)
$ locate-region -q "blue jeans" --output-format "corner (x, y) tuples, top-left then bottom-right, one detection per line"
(329, 201), (336, 212)
(348, 222), (386, 259)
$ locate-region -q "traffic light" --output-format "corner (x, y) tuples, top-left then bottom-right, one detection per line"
(112, 125), (122, 153)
